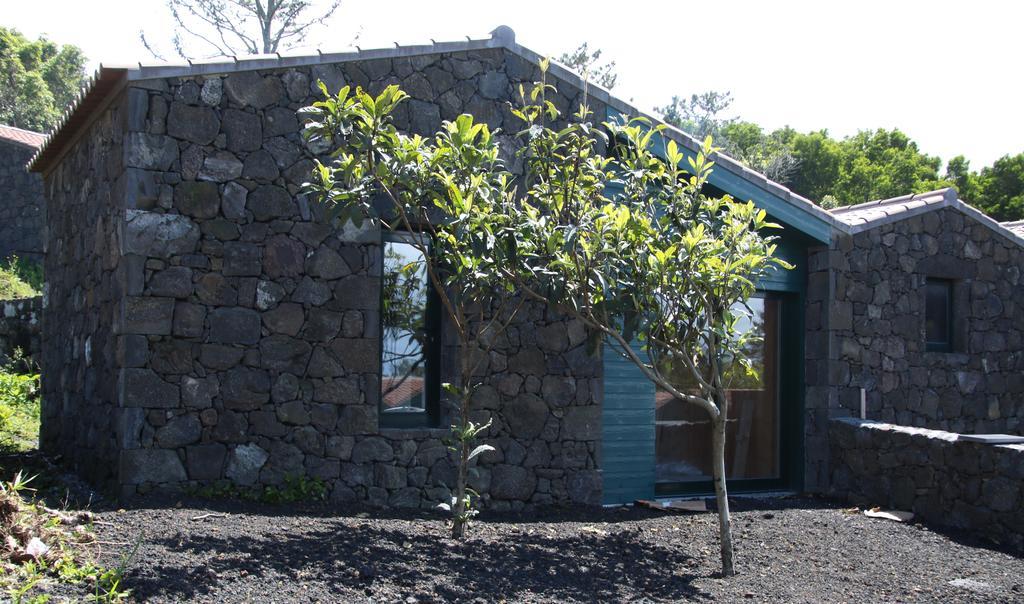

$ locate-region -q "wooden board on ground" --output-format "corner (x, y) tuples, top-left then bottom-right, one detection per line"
(636, 499), (707, 512)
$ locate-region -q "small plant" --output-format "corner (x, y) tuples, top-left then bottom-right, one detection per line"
(437, 407), (494, 533)
(190, 474), (328, 504)
(260, 475), (328, 503)
(2, 472), (134, 602)
(0, 350), (41, 453)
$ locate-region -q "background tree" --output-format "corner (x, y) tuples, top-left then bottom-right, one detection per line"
(970, 152), (1024, 221)
(140, 0), (345, 59)
(657, 90), (736, 141)
(558, 42), (618, 89)
(302, 84), (519, 539)
(0, 27), (86, 132)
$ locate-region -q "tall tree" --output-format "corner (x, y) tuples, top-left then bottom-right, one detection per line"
(0, 27), (87, 132)
(303, 84), (519, 539)
(140, 0), (345, 59)
(498, 65), (786, 577)
(972, 152), (1024, 221)
(558, 42), (618, 90)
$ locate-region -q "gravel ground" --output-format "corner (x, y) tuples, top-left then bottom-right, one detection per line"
(40, 494), (1024, 603)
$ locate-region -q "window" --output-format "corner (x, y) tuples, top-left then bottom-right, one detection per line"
(380, 232), (440, 428)
(655, 295), (782, 486)
(925, 278), (953, 352)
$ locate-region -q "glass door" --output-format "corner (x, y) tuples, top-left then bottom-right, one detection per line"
(655, 293), (795, 494)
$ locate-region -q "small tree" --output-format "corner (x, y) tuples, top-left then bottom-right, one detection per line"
(301, 84), (520, 539)
(141, 0), (347, 60)
(499, 67), (788, 576)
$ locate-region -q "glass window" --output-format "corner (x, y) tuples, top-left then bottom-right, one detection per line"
(655, 296), (781, 484)
(380, 234), (439, 427)
(925, 279), (953, 352)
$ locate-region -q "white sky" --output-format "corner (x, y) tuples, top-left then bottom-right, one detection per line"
(6, 0), (1022, 168)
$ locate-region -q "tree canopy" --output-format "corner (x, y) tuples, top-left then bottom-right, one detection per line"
(557, 42), (618, 90)
(140, 0), (345, 59)
(0, 27), (87, 132)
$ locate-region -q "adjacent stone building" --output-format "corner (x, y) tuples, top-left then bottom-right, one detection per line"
(0, 125), (46, 262)
(26, 27), (1024, 509)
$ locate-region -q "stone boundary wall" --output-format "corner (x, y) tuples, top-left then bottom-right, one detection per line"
(0, 296), (41, 365)
(0, 139), (45, 261)
(829, 417), (1024, 552)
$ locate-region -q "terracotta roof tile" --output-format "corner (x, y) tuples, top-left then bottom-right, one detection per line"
(0, 124), (46, 149)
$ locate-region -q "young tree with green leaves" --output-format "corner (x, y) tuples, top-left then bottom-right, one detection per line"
(301, 84), (521, 539)
(497, 64), (787, 576)
(0, 27), (87, 131)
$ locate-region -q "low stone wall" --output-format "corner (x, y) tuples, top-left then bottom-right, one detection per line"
(0, 296), (42, 366)
(829, 417), (1024, 552)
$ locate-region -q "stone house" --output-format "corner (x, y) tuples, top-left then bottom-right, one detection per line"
(0, 124), (46, 262)
(26, 27), (1024, 507)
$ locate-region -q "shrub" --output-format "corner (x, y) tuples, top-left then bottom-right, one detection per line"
(0, 354), (40, 453)
(0, 257), (41, 301)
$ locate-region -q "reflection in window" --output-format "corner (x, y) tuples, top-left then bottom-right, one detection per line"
(925, 279), (953, 352)
(381, 235), (437, 426)
(655, 296), (781, 484)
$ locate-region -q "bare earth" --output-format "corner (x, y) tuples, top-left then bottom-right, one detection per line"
(47, 495), (1024, 603)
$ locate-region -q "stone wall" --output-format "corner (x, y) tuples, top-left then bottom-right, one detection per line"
(830, 417), (1024, 552)
(39, 95), (128, 487)
(0, 296), (42, 365)
(808, 208), (1024, 438)
(0, 139), (45, 261)
(43, 46), (608, 508)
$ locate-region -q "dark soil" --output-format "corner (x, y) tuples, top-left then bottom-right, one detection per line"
(40, 494), (1024, 603)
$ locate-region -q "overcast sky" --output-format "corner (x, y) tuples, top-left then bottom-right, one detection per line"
(6, 0), (1021, 168)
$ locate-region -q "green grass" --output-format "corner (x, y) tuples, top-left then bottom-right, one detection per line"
(0, 256), (43, 300)
(0, 363), (40, 454)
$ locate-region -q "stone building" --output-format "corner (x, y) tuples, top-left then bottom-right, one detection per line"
(0, 124), (46, 262)
(26, 27), (1024, 507)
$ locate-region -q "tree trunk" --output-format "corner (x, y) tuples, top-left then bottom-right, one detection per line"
(711, 412), (735, 576)
(450, 437), (469, 539)
(450, 387), (471, 540)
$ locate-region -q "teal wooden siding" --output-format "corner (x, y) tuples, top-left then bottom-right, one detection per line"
(601, 340), (655, 504)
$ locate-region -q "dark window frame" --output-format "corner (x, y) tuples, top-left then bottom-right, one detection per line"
(379, 231), (442, 429)
(925, 278), (955, 353)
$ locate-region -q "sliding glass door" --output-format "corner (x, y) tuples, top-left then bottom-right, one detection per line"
(655, 293), (797, 494)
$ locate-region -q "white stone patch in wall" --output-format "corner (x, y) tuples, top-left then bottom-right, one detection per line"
(201, 77), (223, 106)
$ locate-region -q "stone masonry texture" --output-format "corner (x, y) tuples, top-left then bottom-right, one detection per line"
(0, 139), (45, 261)
(41, 47), (608, 510)
(830, 418), (1024, 552)
(804, 209), (1024, 490)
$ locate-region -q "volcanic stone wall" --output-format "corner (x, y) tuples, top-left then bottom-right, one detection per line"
(39, 96), (129, 486)
(830, 418), (1024, 552)
(807, 208), (1024, 438)
(0, 296), (42, 365)
(43, 46), (608, 508)
(0, 139), (45, 261)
